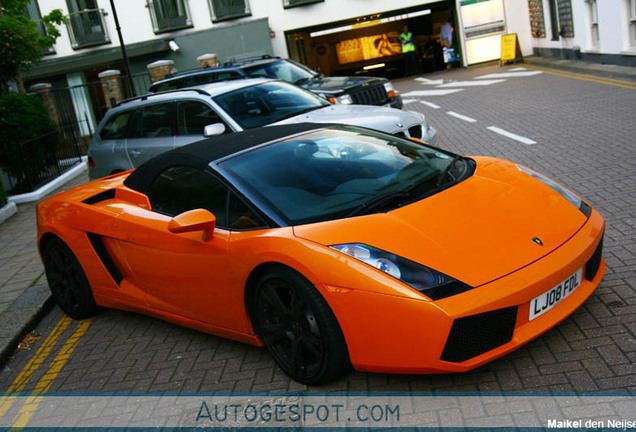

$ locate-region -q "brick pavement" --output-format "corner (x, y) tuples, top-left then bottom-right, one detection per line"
(0, 64), (634, 396)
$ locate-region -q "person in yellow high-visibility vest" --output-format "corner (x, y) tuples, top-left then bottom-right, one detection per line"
(399, 24), (419, 76)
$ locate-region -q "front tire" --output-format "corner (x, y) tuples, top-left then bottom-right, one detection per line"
(42, 237), (98, 320)
(252, 267), (350, 385)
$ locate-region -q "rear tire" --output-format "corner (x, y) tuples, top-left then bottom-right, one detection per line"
(42, 237), (99, 320)
(251, 267), (351, 385)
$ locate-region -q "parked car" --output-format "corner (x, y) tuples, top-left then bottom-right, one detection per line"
(39, 123), (605, 385)
(88, 78), (437, 180)
(148, 56), (403, 109)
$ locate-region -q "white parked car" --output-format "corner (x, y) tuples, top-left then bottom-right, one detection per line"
(88, 78), (437, 180)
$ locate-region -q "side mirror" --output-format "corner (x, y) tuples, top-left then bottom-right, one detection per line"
(203, 123), (226, 137)
(168, 208), (216, 241)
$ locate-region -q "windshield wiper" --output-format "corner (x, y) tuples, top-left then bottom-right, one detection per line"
(347, 171), (440, 217)
(436, 156), (463, 187)
(346, 190), (411, 217)
(295, 74), (321, 85)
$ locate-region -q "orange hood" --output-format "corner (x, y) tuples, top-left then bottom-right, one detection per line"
(293, 157), (588, 287)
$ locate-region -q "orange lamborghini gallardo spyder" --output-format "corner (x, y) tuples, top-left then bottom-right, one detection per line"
(37, 123), (605, 385)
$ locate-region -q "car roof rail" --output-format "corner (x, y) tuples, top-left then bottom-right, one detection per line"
(223, 54), (280, 66)
(116, 88), (212, 107)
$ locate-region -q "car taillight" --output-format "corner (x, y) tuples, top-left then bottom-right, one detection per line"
(328, 97), (336, 104)
(88, 156), (96, 168)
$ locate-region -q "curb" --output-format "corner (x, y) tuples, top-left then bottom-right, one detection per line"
(0, 201), (17, 225)
(0, 284), (53, 368)
(524, 56), (636, 81)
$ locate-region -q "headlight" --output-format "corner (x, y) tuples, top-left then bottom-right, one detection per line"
(383, 82), (397, 98)
(516, 164), (591, 216)
(330, 243), (473, 300)
(336, 94), (353, 105)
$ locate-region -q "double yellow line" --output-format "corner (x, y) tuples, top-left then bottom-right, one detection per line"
(0, 316), (92, 429)
(525, 65), (636, 90)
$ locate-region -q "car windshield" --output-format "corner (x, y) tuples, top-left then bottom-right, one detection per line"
(242, 60), (318, 84)
(219, 126), (470, 226)
(212, 81), (331, 129)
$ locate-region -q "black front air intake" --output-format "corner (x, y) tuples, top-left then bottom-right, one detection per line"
(441, 306), (518, 363)
(585, 234), (603, 282)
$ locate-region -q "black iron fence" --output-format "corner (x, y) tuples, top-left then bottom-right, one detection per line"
(3, 123), (84, 195)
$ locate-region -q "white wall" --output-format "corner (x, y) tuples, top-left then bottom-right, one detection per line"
(523, 0), (636, 57)
(38, 0), (443, 61)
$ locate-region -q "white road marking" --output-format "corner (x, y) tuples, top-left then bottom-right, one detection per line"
(476, 71), (543, 79)
(437, 79), (507, 87)
(415, 77), (445, 85)
(487, 126), (537, 145)
(401, 99), (418, 104)
(402, 89), (464, 97)
(447, 111), (477, 122)
(420, 101), (441, 109)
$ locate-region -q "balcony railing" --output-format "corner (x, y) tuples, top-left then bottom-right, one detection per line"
(208, 0), (251, 22)
(66, 9), (110, 49)
(147, 0), (193, 34)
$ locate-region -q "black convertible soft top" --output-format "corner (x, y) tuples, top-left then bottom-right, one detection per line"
(123, 123), (330, 194)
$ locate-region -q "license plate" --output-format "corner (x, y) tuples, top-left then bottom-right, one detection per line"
(529, 268), (582, 321)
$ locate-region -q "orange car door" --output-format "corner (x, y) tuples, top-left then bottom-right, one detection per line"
(109, 166), (249, 332)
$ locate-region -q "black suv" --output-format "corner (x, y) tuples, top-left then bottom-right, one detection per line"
(148, 56), (402, 109)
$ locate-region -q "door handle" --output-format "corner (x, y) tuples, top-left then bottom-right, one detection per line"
(130, 150), (141, 157)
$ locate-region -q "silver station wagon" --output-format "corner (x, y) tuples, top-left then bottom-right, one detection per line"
(88, 78), (438, 180)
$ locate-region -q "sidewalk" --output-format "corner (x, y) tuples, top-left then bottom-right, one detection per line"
(524, 55), (636, 81)
(0, 171), (89, 365)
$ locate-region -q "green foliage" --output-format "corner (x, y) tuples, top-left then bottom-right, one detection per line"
(0, 92), (55, 187)
(0, 0), (66, 94)
(0, 175), (7, 206)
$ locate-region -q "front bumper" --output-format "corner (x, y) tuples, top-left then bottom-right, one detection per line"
(325, 209), (605, 374)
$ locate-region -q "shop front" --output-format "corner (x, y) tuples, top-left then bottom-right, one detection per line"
(284, 2), (460, 79)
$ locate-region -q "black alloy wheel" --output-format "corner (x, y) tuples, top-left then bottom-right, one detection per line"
(42, 237), (98, 320)
(253, 268), (350, 385)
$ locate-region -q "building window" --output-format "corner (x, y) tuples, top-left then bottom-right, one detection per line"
(528, 0), (546, 38)
(147, 0), (192, 34)
(557, 0), (574, 37)
(587, 0), (599, 48)
(547, 0), (574, 39)
(25, 0), (55, 53)
(66, 0), (110, 49)
(208, 0), (251, 23)
(629, 0), (636, 48)
(283, 0), (324, 9)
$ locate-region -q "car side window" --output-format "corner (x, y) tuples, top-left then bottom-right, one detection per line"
(148, 166), (228, 227)
(228, 193), (266, 230)
(130, 103), (175, 138)
(177, 101), (229, 136)
(99, 111), (134, 140)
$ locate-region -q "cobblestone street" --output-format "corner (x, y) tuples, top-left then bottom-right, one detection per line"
(1, 64), (634, 397)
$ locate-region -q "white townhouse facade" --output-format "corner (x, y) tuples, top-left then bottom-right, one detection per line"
(20, 0), (635, 130)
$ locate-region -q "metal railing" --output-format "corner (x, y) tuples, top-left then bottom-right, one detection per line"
(66, 9), (110, 49)
(4, 123), (84, 194)
(147, 0), (192, 33)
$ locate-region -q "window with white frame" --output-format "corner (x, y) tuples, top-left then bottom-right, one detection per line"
(147, 0), (192, 34)
(208, 0), (251, 23)
(587, 0), (599, 48)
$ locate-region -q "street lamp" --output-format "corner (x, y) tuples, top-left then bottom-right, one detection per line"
(109, 0), (136, 97)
